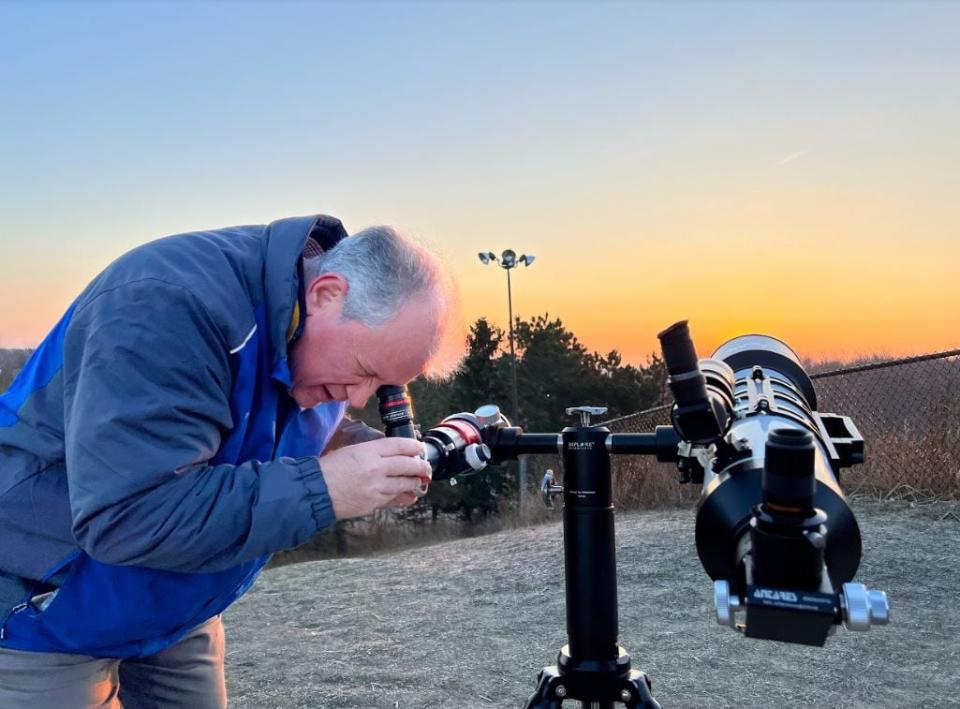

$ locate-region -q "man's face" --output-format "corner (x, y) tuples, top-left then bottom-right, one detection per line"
(288, 273), (441, 410)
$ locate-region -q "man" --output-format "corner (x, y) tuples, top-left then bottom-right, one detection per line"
(0, 214), (461, 707)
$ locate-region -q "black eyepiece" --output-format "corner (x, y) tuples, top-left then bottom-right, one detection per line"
(376, 385), (417, 439)
(657, 320), (699, 376)
(763, 427), (817, 515)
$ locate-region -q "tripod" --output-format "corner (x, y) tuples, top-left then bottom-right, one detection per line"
(484, 406), (677, 709)
(377, 387), (668, 706)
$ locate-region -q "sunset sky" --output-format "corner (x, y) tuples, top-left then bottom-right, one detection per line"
(1, 1), (957, 365)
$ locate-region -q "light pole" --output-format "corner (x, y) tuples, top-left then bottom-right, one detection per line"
(478, 249), (535, 515)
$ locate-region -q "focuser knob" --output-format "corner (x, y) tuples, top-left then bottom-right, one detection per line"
(714, 580), (742, 629)
(464, 443), (492, 471)
(474, 404), (503, 428)
(841, 583), (891, 631)
(565, 406), (608, 427)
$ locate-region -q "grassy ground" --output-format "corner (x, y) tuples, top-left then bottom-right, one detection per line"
(224, 500), (959, 708)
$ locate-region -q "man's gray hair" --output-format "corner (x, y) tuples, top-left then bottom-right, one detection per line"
(302, 225), (442, 327)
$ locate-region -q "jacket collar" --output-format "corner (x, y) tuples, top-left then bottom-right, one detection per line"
(262, 214), (348, 385)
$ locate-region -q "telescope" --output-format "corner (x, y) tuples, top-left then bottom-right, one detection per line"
(657, 321), (887, 644)
(376, 321), (889, 708)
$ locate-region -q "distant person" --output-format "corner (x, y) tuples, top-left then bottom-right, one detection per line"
(0, 215), (461, 708)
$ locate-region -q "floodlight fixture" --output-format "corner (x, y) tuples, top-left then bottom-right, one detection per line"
(477, 244), (537, 512)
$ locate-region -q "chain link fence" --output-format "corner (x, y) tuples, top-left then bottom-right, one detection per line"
(4, 346), (959, 512)
(602, 349), (960, 506)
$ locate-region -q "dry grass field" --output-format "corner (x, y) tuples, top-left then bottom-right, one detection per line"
(226, 500), (959, 709)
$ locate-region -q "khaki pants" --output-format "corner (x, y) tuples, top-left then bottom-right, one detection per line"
(0, 615), (226, 709)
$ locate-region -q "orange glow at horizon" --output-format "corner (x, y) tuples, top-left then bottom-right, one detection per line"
(2, 182), (958, 367)
(454, 180), (960, 367)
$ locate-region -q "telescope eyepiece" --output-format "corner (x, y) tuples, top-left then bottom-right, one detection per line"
(657, 320), (700, 377)
(763, 428), (817, 516)
(376, 385), (418, 440)
(658, 321), (733, 443)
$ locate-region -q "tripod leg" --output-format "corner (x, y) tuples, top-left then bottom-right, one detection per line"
(620, 671), (660, 709)
(525, 667), (564, 709)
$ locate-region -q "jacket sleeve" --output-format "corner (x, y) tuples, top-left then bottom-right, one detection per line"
(61, 279), (335, 573)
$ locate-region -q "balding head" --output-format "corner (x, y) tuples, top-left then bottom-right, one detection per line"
(289, 226), (463, 409)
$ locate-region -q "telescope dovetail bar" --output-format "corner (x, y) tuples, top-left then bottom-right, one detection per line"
(375, 319), (889, 707)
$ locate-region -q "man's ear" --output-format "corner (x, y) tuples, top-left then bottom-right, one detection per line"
(304, 273), (349, 316)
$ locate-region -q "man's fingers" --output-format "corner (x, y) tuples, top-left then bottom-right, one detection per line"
(381, 455), (432, 479)
(366, 437), (426, 458)
(384, 492), (419, 509)
(378, 475), (427, 497)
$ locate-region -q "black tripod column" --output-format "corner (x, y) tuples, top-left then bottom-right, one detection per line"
(526, 418), (659, 708)
(562, 423), (619, 660)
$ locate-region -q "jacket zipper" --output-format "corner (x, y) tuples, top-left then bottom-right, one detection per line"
(0, 602), (30, 640)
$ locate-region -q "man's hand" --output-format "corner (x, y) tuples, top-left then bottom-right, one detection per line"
(320, 437), (431, 520)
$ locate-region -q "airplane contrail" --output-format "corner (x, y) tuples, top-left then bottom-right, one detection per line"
(778, 149), (809, 165)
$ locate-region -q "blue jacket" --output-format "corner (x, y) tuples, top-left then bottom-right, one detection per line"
(0, 215), (348, 657)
